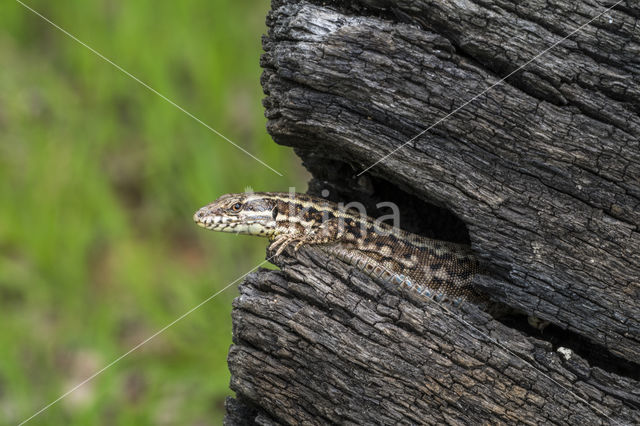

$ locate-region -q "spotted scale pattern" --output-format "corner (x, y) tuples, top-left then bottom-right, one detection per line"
(194, 192), (483, 306)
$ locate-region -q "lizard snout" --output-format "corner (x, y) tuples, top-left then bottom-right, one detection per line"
(193, 208), (209, 227)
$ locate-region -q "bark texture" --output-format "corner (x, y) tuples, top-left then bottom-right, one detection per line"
(225, 0), (640, 424)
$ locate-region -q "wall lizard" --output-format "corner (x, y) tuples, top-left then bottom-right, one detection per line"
(194, 192), (485, 307)
(194, 193), (612, 420)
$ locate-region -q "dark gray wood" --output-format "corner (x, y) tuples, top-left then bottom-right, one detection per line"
(227, 247), (639, 424)
(226, 0), (640, 423)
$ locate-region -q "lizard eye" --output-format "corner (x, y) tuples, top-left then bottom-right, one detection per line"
(231, 202), (243, 212)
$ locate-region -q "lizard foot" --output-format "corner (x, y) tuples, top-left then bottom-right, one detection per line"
(269, 234), (312, 257)
(269, 235), (302, 257)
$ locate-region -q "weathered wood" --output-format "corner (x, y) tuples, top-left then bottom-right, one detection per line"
(226, 0), (639, 423)
(227, 247), (638, 424)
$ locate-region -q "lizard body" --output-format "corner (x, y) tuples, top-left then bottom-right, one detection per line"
(194, 192), (484, 306)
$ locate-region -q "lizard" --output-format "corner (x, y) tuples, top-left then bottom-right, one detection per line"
(193, 192), (605, 420)
(193, 191), (485, 307)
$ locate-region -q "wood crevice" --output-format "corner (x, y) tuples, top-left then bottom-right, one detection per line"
(225, 0), (640, 423)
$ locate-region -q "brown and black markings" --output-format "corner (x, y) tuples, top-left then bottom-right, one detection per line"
(195, 192), (482, 306)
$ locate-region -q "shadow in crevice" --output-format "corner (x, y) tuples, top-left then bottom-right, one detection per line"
(304, 159), (470, 244)
(495, 312), (640, 384)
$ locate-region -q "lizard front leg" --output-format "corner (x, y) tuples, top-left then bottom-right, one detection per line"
(269, 218), (345, 256)
(269, 234), (297, 257)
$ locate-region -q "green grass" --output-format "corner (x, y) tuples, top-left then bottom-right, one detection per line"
(0, 1), (306, 424)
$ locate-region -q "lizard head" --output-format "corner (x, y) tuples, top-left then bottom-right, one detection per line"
(193, 192), (278, 237)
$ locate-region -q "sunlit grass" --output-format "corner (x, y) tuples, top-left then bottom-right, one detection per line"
(0, 0), (306, 424)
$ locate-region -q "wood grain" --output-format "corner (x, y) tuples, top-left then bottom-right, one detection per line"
(225, 0), (640, 423)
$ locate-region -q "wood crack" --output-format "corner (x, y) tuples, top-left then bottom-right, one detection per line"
(226, 0), (640, 423)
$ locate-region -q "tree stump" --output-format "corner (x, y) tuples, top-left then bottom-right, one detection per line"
(225, 0), (640, 424)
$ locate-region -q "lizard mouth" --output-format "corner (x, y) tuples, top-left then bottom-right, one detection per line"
(193, 212), (236, 229)
(193, 210), (275, 236)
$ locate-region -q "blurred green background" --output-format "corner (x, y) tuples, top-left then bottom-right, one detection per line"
(0, 0), (306, 424)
